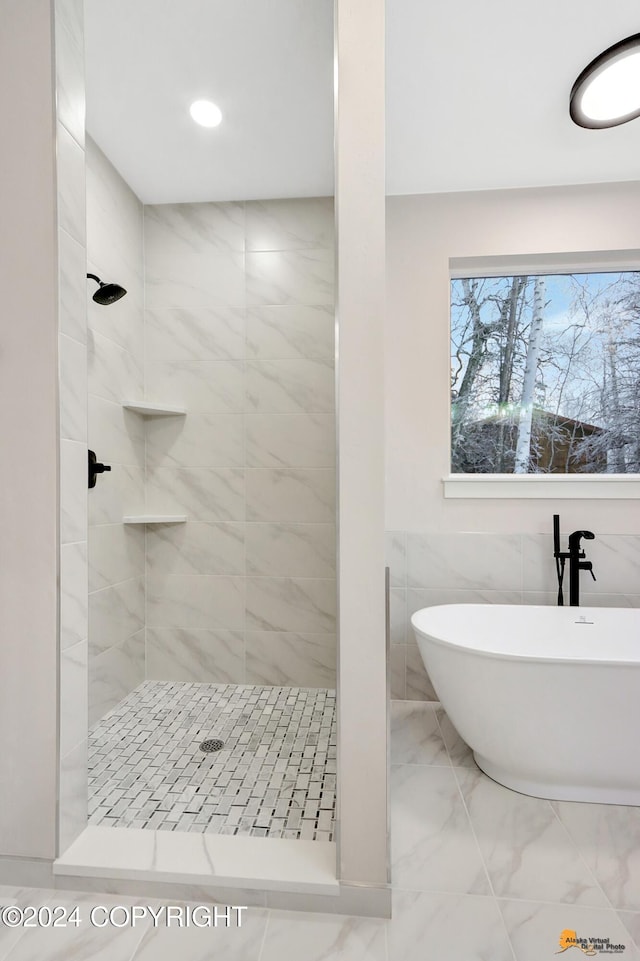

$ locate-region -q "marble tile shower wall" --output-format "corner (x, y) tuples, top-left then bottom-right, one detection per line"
(55, 0), (89, 849)
(386, 529), (640, 700)
(86, 139), (146, 725)
(143, 198), (337, 689)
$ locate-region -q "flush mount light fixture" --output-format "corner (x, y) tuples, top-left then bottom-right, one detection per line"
(570, 34), (640, 128)
(189, 99), (223, 128)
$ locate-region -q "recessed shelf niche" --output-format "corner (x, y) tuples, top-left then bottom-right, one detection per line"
(122, 401), (187, 416)
(123, 515), (187, 524)
(121, 402), (188, 525)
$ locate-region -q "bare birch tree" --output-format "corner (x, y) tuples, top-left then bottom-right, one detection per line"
(514, 277), (545, 472)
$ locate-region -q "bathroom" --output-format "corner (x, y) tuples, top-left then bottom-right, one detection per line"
(2, 0), (640, 958)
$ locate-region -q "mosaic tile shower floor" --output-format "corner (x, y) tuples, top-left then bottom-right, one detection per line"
(88, 681), (336, 841)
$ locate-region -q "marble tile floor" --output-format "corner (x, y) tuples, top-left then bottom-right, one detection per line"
(88, 681), (336, 841)
(5, 699), (640, 960)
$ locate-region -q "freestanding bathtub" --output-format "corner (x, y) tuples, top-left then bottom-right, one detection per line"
(411, 604), (640, 805)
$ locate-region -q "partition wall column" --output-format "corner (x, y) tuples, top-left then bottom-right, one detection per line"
(335, 0), (389, 888)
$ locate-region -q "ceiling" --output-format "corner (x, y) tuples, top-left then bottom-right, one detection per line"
(84, 0), (334, 204)
(84, 0), (640, 204)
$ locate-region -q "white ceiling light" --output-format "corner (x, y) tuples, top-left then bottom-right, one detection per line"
(570, 34), (640, 128)
(189, 99), (223, 128)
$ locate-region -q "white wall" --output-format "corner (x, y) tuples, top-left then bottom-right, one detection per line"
(386, 182), (640, 701)
(386, 182), (640, 534)
(0, 0), (60, 860)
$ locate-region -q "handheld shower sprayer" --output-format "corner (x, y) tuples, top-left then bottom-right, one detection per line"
(553, 514), (565, 606)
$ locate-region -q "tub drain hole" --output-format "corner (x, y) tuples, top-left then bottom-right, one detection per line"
(199, 738), (224, 753)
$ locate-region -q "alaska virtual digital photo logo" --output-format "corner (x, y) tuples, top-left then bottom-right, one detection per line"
(556, 929), (627, 955)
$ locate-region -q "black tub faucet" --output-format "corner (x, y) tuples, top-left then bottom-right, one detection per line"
(553, 515), (596, 606)
(567, 530), (596, 607)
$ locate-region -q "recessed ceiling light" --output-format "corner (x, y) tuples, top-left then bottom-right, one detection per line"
(570, 34), (640, 129)
(189, 100), (223, 128)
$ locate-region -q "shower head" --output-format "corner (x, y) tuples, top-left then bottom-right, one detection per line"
(86, 273), (127, 305)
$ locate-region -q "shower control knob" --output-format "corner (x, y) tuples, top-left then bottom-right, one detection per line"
(88, 449), (112, 489)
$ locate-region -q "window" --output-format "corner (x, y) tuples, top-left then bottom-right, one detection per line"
(450, 270), (640, 476)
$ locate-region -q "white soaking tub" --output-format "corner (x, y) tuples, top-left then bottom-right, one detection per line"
(411, 604), (640, 805)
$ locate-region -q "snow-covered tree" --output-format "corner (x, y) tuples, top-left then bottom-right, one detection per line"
(450, 269), (640, 474)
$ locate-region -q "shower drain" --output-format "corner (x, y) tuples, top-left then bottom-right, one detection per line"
(199, 738), (225, 753)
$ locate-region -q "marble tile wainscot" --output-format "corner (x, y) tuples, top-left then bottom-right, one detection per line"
(86, 137), (146, 728)
(386, 529), (640, 701)
(143, 198), (337, 691)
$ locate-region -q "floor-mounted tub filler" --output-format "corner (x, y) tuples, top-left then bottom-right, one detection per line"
(412, 604), (640, 806)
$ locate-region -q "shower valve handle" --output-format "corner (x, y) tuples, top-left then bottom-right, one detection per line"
(88, 449), (112, 489)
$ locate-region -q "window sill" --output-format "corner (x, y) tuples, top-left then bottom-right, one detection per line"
(443, 474), (640, 499)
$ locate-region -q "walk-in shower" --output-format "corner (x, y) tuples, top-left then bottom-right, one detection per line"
(83, 0), (336, 849)
(85, 182), (338, 842)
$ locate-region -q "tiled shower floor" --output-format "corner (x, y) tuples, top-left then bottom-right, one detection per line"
(88, 681), (336, 840)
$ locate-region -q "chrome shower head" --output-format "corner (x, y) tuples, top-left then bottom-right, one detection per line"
(87, 273), (127, 305)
